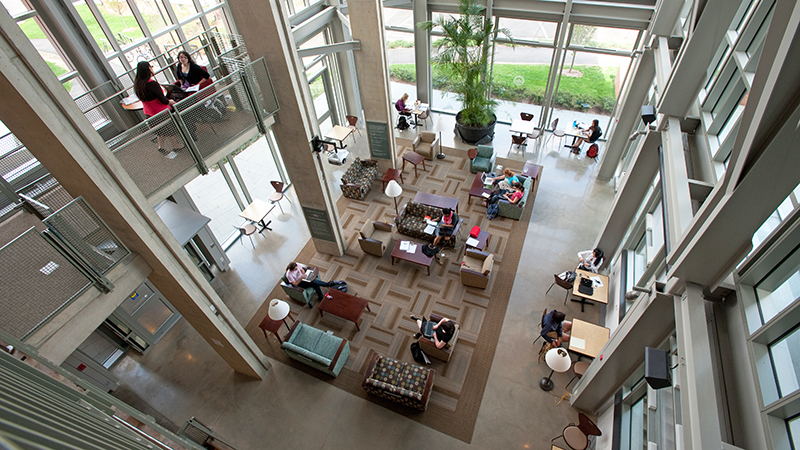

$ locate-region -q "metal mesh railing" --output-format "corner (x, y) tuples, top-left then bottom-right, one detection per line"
(242, 59), (280, 119)
(0, 147), (48, 191)
(0, 228), (92, 340)
(43, 197), (130, 276)
(17, 175), (72, 217)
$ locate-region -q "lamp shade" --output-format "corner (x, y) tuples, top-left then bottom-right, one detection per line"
(385, 180), (403, 198)
(268, 299), (290, 321)
(545, 347), (572, 373)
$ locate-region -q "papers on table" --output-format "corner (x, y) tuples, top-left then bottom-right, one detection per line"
(399, 241), (417, 253)
(400, 241), (409, 250)
(425, 219), (438, 226)
(466, 237), (479, 247)
(571, 337), (586, 350)
(424, 225), (436, 234)
(185, 85), (200, 92)
(590, 276), (604, 287)
(122, 95), (139, 105)
(481, 192), (490, 198)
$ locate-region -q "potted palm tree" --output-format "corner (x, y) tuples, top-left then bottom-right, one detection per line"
(419, 0), (511, 144)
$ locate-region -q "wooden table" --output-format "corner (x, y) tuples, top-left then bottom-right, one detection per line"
(468, 172), (492, 204)
(521, 163), (541, 191)
(239, 199), (276, 233)
(402, 151), (426, 177)
(325, 125), (355, 148)
(510, 118), (535, 136)
(465, 230), (489, 251)
(258, 310), (296, 344)
(568, 318), (609, 359)
(318, 289), (371, 331)
(565, 126), (587, 147)
(390, 239), (433, 275)
(381, 168), (404, 190)
(411, 102), (429, 128)
(571, 269), (609, 312)
(414, 191), (459, 213)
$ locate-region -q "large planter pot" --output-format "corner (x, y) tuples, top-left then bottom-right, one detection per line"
(454, 111), (496, 145)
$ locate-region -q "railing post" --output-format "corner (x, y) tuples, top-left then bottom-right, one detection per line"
(171, 112), (209, 174)
(239, 65), (267, 135)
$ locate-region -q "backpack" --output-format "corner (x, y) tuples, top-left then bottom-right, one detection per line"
(587, 143), (599, 158)
(396, 115), (409, 130)
(331, 281), (347, 293)
(410, 342), (430, 365)
(486, 203), (498, 220)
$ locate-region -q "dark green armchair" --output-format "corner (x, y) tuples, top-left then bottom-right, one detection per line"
(470, 145), (496, 173)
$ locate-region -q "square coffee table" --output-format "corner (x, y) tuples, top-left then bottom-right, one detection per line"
(402, 151), (426, 177)
(465, 230), (489, 251)
(381, 168), (404, 190)
(390, 240), (433, 275)
(318, 290), (371, 331)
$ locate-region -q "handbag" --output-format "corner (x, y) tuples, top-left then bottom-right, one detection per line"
(421, 243), (439, 257)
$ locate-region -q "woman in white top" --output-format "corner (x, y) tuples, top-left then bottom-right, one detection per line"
(577, 248), (604, 273)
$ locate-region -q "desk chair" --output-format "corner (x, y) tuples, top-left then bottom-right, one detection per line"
(416, 109), (431, 128)
(346, 115), (361, 140)
(565, 360), (590, 389)
(269, 181), (290, 213)
(546, 118), (566, 150)
(233, 224), (257, 248)
(551, 412), (602, 450)
(546, 273), (574, 305)
(532, 308), (548, 345)
(510, 134), (527, 154)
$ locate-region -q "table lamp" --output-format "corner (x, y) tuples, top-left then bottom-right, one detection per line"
(540, 347), (571, 391)
(268, 299), (291, 331)
(385, 179), (403, 215)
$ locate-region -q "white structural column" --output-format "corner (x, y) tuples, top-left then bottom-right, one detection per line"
(349, 0), (397, 172)
(655, 37), (693, 246)
(413, 0), (431, 105)
(228, 0), (346, 256)
(674, 283), (724, 449)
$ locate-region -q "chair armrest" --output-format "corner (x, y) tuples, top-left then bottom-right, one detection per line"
(363, 352), (380, 380)
(372, 221), (394, 232)
(460, 268), (488, 278)
(412, 135), (421, 147)
(328, 339), (348, 371)
(284, 321), (301, 341)
(430, 136), (440, 152)
(281, 281), (304, 292)
(465, 248), (489, 261)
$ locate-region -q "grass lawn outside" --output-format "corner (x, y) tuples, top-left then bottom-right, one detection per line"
(390, 62), (617, 113)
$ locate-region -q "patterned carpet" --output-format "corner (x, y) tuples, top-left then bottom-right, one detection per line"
(245, 145), (539, 443)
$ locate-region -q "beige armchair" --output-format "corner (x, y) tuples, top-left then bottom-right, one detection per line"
(358, 221), (394, 257)
(418, 313), (459, 362)
(460, 249), (494, 289)
(412, 131), (439, 161)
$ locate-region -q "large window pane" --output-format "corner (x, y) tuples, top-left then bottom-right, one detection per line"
(205, 8), (229, 34)
(16, 18), (75, 92)
(172, 0), (199, 22)
(755, 264), (800, 324)
(200, 0), (224, 12)
(71, 1), (115, 56)
(131, 0), (171, 34)
(94, 0), (144, 47)
(589, 26), (640, 52)
(769, 325), (800, 398)
(498, 17), (556, 44)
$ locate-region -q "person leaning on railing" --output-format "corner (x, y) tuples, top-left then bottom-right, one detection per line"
(134, 61), (185, 155)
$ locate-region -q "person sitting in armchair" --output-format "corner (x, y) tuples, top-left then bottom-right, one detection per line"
(285, 262), (335, 308)
(410, 315), (456, 348)
(432, 207), (458, 249)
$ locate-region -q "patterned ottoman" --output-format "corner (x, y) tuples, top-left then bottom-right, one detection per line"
(362, 352), (435, 411)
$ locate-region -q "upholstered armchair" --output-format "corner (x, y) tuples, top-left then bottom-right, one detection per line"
(418, 313), (460, 362)
(470, 145), (496, 173)
(280, 273), (320, 306)
(358, 221), (394, 257)
(412, 131), (439, 161)
(460, 249), (494, 289)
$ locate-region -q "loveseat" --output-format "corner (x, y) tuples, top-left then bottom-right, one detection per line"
(281, 322), (350, 377)
(340, 157), (378, 199)
(362, 352), (435, 411)
(395, 201), (462, 247)
(497, 174), (533, 220)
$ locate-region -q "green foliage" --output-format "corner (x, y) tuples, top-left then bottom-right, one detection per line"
(389, 62), (617, 114)
(418, 0), (512, 127)
(387, 40), (414, 49)
(309, 77), (324, 98)
(47, 62), (72, 93)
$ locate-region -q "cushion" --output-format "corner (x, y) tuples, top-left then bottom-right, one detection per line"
(282, 342), (331, 366)
(372, 221), (393, 232)
(360, 221), (374, 239)
(291, 324), (323, 349)
(481, 254), (494, 275)
(314, 333), (344, 359)
(477, 145), (493, 158)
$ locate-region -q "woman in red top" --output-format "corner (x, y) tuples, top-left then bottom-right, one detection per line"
(133, 61), (183, 154)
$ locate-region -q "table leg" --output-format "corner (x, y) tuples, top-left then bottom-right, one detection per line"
(421, 160), (426, 172)
(365, 302), (371, 312)
(391, 256), (395, 265)
(272, 330), (282, 344)
(399, 172), (404, 183)
(413, 163), (418, 178)
(355, 321), (360, 331)
(258, 219), (273, 233)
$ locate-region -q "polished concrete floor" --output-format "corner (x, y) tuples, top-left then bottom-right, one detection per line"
(111, 111), (615, 449)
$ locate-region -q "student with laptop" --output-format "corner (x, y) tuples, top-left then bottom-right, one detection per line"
(410, 315), (456, 348)
(285, 261), (335, 308)
(432, 207), (459, 249)
(577, 248), (604, 273)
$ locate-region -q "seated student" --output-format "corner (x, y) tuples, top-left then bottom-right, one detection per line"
(569, 119), (602, 152)
(174, 51), (210, 89)
(432, 207), (458, 248)
(488, 168), (520, 191)
(410, 315), (456, 348)
(395, 93), (412, 116)
(486, 181), (523, 206)
(285, 262), (335, 308)
(577, 248), (604, 273)
(541, 310), (571, 347)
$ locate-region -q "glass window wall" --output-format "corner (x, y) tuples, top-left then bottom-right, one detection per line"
(769, 324), (800, 398)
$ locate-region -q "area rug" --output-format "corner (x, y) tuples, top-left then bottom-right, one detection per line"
(245, 144), (539, 443)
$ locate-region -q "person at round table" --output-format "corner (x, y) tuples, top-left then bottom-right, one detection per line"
(432, 207), (459, 248)
(285, 262), (335, 308)
(541, 310), (572, 346)
(133, 61), (182, 154)
(569, 118), (602, 151)
(174, 51), (210, 89)
(489, 168), (520, 191)
(395, 93), (412, 116)
(577, 248), (604, 273)
(410, 315), (456, 348)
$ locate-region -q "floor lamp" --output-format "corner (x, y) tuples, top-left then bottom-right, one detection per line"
(385, 180), (403, 216)
(268, 299), (292, 331)
(436, 131), (445, 159)
(540, 347), (571, 391)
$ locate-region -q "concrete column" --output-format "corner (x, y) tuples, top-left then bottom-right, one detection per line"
(597, 49), (655, 181)
(413, 0), (431, 104)
(660, 115), (694, 245)
(228, 0), (346, 256)
(0, 9), (270, 378)
(675, 283), (724, 450)
(349, 0), (397, 173)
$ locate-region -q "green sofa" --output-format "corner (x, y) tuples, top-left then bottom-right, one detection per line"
(281, 322), (350, 377)
(497, 174), (533, 220)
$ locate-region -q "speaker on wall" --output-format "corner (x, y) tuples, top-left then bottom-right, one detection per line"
(645, 347), (671, 390)
(641, 105), (657, 125)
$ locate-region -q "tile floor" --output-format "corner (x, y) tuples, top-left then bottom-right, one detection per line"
(111, 110), (615, 449)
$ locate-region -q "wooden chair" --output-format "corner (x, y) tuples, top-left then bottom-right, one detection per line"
(346, 115), (361, 139)
(520, 112), (534, 121)
(510, 134), (527, 154)
(416, 109), (431, 128)
(565, 360), (590, 389)
(532, 308), (548, 345)
(269, 180), (290, 213)
(551, 412), (602, 450)
(232, 224), (257, 248)
(546, 273), (574, 305)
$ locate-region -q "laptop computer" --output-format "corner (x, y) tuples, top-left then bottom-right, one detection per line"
(578, 277), (594, 295)
(303, 267), (319, 282)
(421, 320), (435, 339)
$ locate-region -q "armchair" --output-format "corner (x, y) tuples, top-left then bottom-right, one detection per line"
(460, 249), (494, 289)
(470, 145), (496, 173)
(358, 221), (394, 257)
(412, 131), (439, 161)
(280, 273), (320, 307)
(418, 313), (460, 362)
